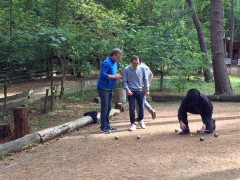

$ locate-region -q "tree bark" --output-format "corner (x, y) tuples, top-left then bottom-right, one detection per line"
(59, 56), (68, 100)
(187, 0), (213, 82)
(114, 88), (127, 109)
(13, 107), (30, 139)
(0, 133), (41, 157)
(210, 0), (233, 95)
(50, 52), (54, 111)
(229, 0), (235, 60)
(151, 95), (240, 102)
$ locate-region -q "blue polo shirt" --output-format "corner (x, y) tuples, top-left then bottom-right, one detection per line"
(97, 56), (118, 90)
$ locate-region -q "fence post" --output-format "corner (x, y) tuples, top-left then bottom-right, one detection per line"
(43, 89), (49, 114)
(13, 106), (30, 139)
(2, 82), (7, 118)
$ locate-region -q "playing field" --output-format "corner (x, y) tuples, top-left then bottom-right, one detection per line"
(0, 102), (239, 180)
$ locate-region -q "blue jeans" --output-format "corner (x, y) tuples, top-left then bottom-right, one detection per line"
(128, 91), (144, 124)
(97, 88), (112, 130)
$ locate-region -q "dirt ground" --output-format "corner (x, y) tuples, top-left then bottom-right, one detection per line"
(0, 102), (240, 180)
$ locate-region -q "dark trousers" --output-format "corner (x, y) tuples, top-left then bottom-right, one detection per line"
(128, 91), (144, 124)
(97, 88), (112, 130)
(182, 106), (214, 131)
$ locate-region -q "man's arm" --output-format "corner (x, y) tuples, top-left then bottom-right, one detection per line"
(142, 68), (150, 93)
(178, 98), (188, 129)
(122, 67), (129, 91)
(100, 61), (121, 79)
(149, 71), (153, 84)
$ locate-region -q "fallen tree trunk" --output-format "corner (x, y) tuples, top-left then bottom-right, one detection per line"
(0, 109), (121, 157)
(67, 116), (94, 132)
(151, 95), (240, 102)
(37, 124), (70, 142)
(96, 109), (121, 122)
(0, 133), (41, 157)
(151, 95), (184, 102)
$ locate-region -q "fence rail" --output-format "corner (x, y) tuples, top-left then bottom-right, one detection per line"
(0, 79), (97, 114)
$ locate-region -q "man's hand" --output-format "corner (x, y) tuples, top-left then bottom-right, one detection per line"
(145, 91), (150, 95)
(114, 74), (122, 80)
(201, 124), (206, 132)
(127, 90), (133, 96)
(179, 121), (186, 130)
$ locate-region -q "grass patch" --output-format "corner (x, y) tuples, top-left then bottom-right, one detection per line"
(65, 90), (98, 103)
(151, 75), (240, 95)
(31, 116), (64, 132)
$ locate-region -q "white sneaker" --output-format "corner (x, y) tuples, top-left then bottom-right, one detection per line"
(138, 120), (146, 129)
(129, 124), (137, 131)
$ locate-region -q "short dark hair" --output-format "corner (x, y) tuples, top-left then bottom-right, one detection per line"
(131, 55), (139, 62)
(110, 48), (122, 57)
(186, 89), (200, 102)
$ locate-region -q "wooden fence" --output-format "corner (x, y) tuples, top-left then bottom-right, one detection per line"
(0, 79), (97, 116)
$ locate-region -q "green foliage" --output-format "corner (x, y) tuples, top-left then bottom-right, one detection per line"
(0, 0), (237, 92)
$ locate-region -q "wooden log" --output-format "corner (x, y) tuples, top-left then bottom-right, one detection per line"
(151, 95), (240, 102)
(13, 107), (30, 139)
(114, 88), (127, 109)
(69, 109), (121, 132)
(96, 109), (121, 121)
(151, 95), (184, 102)
(0, 133), (41, 157)
(0, 122), (12, 139)
(67, 116), (94, 132)
(37, 124), (70, 142)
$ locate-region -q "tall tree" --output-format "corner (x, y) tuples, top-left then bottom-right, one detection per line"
(187, 0), (213, 83)
(229, 0), (235, 59)
(210, 0), (232, 95)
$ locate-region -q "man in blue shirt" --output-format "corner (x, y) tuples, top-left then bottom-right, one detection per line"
(97, 48), (122, 133)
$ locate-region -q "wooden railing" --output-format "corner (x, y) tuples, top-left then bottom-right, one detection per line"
(0, 79), (97, 116)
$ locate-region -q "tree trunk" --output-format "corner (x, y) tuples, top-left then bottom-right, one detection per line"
(114, 88), (127, 109)
(0, 133), (41, 157)
(229, 0), (235, 60)
(13, 107), (30, 139)
(59, 56), (68, 100)
(187, 0), (213, 82)
(210, 0), (233, 95)
(50, 52), (54, 111)
(160, 70), (164, 91)
(151, 94), (240, 102)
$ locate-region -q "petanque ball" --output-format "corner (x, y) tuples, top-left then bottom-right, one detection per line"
(175, 129), (178, 133)
(214, 133), (218, 137)
(115, 135), (119, 140)
(137, 135), (141, 139)
(200, 137), (204, 141)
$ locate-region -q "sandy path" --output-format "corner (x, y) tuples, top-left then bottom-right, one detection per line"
(0, 102), (239, 180)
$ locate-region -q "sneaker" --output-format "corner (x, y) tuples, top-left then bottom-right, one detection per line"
(100, 129), (111, 134)
(109, 127), (117, 132)
(138, 120), (146, 129)
(179, 128), (190, 135)
(151, 110), (156, 119)
(129, 124), (137, 131)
